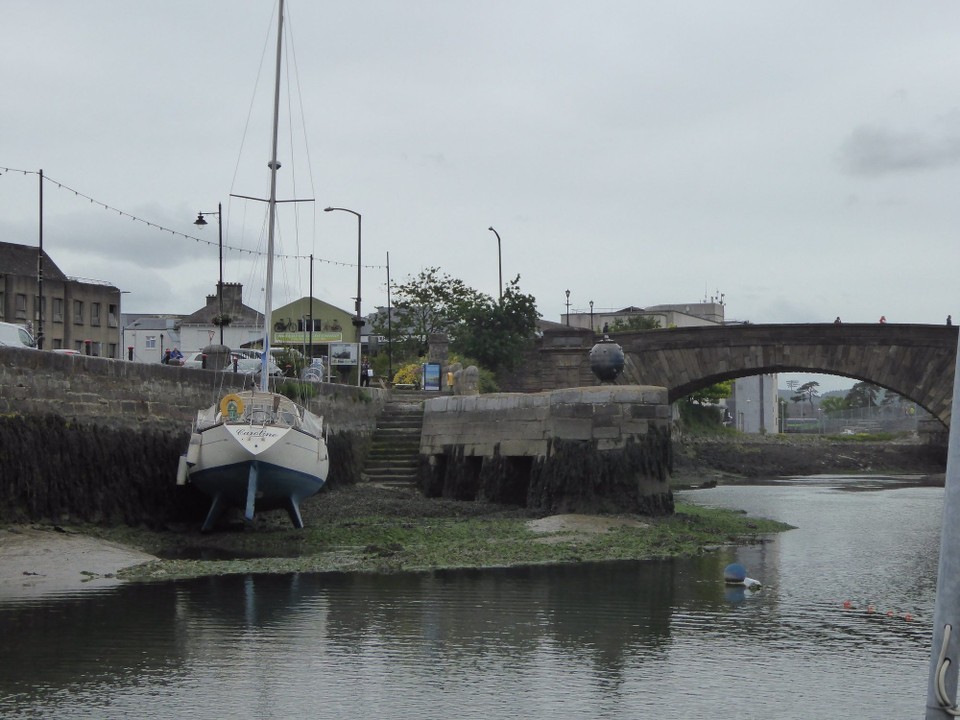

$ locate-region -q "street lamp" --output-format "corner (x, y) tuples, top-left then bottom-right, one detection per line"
(194, 202), (224, 345)
(565, 289), (570, 326)
(324, 206), (363, 387)
(589, 300), (594, 332)
(488, 226), (502, 302)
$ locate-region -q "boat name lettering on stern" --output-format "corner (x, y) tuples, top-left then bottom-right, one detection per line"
(236, 428), (280, 439)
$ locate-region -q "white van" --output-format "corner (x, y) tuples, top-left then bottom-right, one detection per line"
(0, 321), (37, 349)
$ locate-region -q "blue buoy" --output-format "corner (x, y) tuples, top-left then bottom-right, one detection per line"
(724, 563), (747, 584)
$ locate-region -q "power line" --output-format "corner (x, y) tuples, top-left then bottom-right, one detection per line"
(0, 165), (385, 270)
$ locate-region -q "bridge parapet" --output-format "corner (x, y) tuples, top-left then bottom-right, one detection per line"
(505, 324), (957, 427)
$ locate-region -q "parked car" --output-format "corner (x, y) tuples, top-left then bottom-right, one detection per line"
(0, 321), (36, 349)
(227, 357), (284, 377)
(180, 351), (207, 369)
(51, 348), (81, 356)
(231, 349), (262, 361)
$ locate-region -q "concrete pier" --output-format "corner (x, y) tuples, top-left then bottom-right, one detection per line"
(419, 386), (674, 515)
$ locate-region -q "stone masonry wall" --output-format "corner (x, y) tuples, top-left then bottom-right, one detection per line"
(419, 386), (674, 515)
(0, 347), (383, 526)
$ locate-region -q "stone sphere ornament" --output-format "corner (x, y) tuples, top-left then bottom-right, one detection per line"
(589, 336), (625, 382)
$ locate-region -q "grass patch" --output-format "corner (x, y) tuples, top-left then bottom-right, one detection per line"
(101, 500), (793, 583)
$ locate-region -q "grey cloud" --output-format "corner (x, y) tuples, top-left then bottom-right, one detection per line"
(838, 124), (960, 176)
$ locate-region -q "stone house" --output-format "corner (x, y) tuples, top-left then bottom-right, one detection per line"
(0, 240), (122, 356)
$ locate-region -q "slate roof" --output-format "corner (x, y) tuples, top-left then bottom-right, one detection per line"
(0, 241), (68, 281)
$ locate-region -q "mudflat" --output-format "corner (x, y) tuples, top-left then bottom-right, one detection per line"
(0, 525), (156, 599)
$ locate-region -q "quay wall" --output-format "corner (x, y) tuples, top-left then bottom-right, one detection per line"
(419, 386), (674, 515)
(0, 347), (383, 526)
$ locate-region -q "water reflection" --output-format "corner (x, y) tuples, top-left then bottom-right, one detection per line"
(0, 476), (943, 719)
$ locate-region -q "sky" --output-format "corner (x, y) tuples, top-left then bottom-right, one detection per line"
(4, 1), (959, 394)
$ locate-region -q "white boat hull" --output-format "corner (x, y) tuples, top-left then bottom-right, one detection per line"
(184, 391), (330, 530)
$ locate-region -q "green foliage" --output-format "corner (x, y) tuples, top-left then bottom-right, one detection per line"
(450, 276), (540, 372)
(683, 380), (732, 406)
(384, 268), (540, 375)
(385, 267), (486, 357)
(676, 401), (734, 435)
(827, 431), (900, 442)
(277, 380), (317, 402)
(845, 381), (881, 408)
(393, 361), (424, 387)
(819, 395), (848, 414)
(273, 348), (306, 377)
(791, 380), (820, 411)
(113, 502), (790, 581)
(609, 315), (661, 331)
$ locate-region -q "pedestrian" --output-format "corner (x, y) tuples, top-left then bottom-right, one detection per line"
(879, 316), (886, 324)
(834, 317), (841, 324)
(360, 356), (371, 387)
(948, 315), (953, 326)
(602, 322), (609, 333)
(162, 349), (171, 364)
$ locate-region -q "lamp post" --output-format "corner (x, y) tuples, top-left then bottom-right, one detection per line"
(565, 289), (570, 326)
(386, 250), (393, 382)
(194, 202), (224, 345)
(488, 226), (502, 302)
(324, 206), (363, 387)
(589, 300), (594, 332)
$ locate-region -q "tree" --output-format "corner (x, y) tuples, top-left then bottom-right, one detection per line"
(790, 381), (820, 414)
(451, 276), (540, 372)
(609, 315), (661, 331)
(684, 380), (733, 406)
(819, 395), (847, 414)
(378, 268), (540, 374)
(381, 267), (485, 359)
(845, 381), (881, 409)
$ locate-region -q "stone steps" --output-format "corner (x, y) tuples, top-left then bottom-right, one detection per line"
(362, 392), (426, 487)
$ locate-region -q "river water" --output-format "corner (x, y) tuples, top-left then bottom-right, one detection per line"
(0, 475), (945, 719)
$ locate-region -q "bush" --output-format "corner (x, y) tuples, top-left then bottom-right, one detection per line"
(393, 361), (423, 387)
(677, 401), (733, 436)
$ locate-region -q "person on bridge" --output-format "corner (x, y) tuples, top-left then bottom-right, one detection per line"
(834, 317), (842, 324)
(948, 315), (953, 326)
(879, 316), (887, 324)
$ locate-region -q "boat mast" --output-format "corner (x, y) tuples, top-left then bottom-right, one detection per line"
(261, 0), (285, 392)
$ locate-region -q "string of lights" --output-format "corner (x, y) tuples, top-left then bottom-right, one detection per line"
(0, 165), (385, 270)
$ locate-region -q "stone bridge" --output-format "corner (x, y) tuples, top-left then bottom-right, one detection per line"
(507, 323), (958, 427)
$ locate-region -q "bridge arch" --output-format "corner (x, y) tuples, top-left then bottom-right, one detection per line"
(512, 324), (957, 428)
(613, 323), (957, 427)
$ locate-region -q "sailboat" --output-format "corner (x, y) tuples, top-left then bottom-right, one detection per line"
(176, 0), (330, 531)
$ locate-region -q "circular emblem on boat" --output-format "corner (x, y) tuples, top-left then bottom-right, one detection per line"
(219, 393), (245, 419)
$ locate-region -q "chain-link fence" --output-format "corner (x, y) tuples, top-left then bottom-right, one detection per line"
(783, 402), (927, 435)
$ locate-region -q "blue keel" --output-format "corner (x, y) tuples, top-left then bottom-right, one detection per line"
(286, 497), (304, 529)
(245, 464), (259, 521)
(201, 493), (226, 533)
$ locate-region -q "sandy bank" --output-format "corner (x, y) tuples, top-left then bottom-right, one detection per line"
(0, 525), (157, 599)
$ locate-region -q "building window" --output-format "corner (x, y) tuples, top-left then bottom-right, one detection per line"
(74, 340), (84, 353)
(0, 291), (4, 319)
(73, 300), (84, 324)
(108, 343), (117, 358)
(108, 304), (118, 327)
(53, 298), (64, 323)
(146, 335), (157, 349)
(34, 295), (45, 321)
(53, 338), (63, 349)
(91, 302), (101, 327)
(15, 294), (27, 321)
